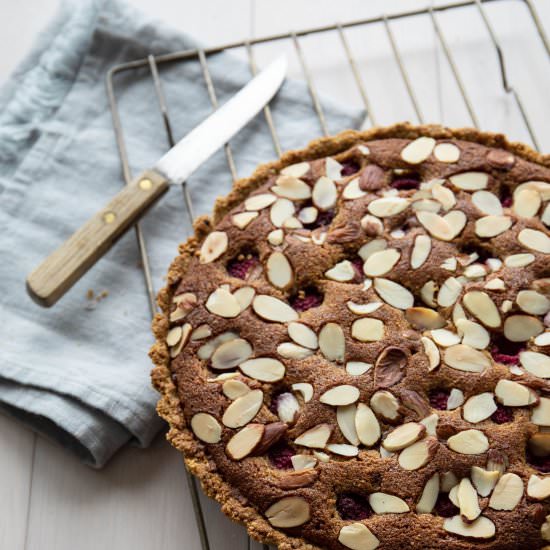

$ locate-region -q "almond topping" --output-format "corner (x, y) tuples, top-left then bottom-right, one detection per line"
(292, 382), (314, 403)
(383, 422), (425, 451)
(351, 318), (385, 342)
(471, 466), (500, 497)
(415, 473), (439, 514)
(370, 391), (400, 421)
(281, 162), (309, 178)
(252, 295), (298, 323)
(211, 338), (252, 370)
(369, 492), (409, 514)
(447, 388), (465, 410)
(222, 389), (263, 428)
(489, 473), (523, 510)
(223, 379), (250, 400)
(200, 231), (228, 263)
(338, 523), (380, 550)
(514, 188), (541, 218)
(265, 496), (310, 528)
(443, 515), (495, 539)
(206, 288), (241, 318)
(277, 342), (314, 360)
(416, 210), (467, 241)
(343, 177), (366, 199)
(472, 190), (503, 215)
(288, 322), (318, 349)
(298, 206), (318, 224)
(400, 137), (435, 164)
(475, 215), (512, 238)
(326, 157), (343, 179)
(503, 315), (543, 342)
(431, 329), (461, 347)
(191, 413), (222, 443)
(319, 323), (346, 363)
(457, 478), (481, 521)
(410, 235), (432, 269)
(325, 260), (356, 282)
(197, 331), (238, 360)
(504, 253), (535, 267)
(346, 361), (373, 376)
(355, 403), (381, 446)
(291, 454), (317, 471)
(434, 142), (460, 163)
(364, 248), (401, 277)
(405, 307), (445, 330)
(270, 198), (295, 227)
(277, 468), (318, 489)
(398, 437), (438, 470)
(276, 393), (300, 424)
(449, 172), (489, 190)
(374, 278), (414, 309)
(245, 193), (276, 211)
(368, 197), (409, 217)
(448, 429), (489, 454)
(463, 393), (497, 423)
(272, 175), (311, 200)
(532, 397), (550, 426)
(320, 385), (360, 406)
(495, 379), (537, 406)
(294, 423), (332, 448)
(239, 357), (285, 382)
(518, 228), (550, 253)
(437, 277), (463, 307)
(347, 301), (382, 315)
(517, 290), (550, 315)
(421, 336), (440, 371)
(226, 424), (264, 460)
(421, 280), (437, 307)
(326, 443), (359, 457)
(312, 176), (337, 210)
(375, 346), (407, 387)
(266, 252), (293, 289)
(444, 344), (490, 373)
(520, 351), (550, 378)
(337, 404), (359, 445)
(527, 474), (550, 500)
(463, 291), (501, 328)
(456, 319), (490, 350)
(267, 228), (284, 245)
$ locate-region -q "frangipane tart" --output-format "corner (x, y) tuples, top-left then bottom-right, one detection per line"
(151, 123), (550, 549)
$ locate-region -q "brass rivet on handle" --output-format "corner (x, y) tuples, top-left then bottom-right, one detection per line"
(139, 178), (153, 190)
(103, 211), (116, 224)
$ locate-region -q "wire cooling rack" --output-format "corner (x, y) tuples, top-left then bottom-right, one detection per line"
(106, 1), (549, 548)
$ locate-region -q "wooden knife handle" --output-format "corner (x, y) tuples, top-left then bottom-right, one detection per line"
(26, 170), (169, 307)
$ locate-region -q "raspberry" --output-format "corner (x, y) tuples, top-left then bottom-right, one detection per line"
(491, 336), (523, 366)
(351, 257), (364, 281)
(268, 442), (294, 470)
(391, 176), (420, 190)
(491, 347), (520, 365)
(429, 390), (449, 410)
(527, 451), (550, 473)
(291, 289), (323, 312)
(341, 160), (360, 176)
(304, 209), (335, 230)
(227, 256), (258, 279)
(491, 404), (514, 424)
(434, 494), (459, 517)
(336, 493), (371, 520)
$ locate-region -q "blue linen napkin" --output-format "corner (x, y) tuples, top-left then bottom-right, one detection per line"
(0, 0), (363, 467)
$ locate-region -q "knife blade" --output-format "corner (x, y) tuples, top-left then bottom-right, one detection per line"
(26, 56), (287, 307)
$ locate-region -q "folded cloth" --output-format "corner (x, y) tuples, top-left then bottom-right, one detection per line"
(0, 0), (363, 468)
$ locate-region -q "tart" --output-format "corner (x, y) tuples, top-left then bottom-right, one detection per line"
(151, 123), (550, 549)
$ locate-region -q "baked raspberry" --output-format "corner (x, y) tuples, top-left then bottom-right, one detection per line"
(434, 494), (459, 517)
(527, 451), (550, 473)
(268, 442), (294, 470)
(336, 493), (371, 520)
(500, 187), (513, 208)
(391, 173), (420, 190)
(227, 255), (259, 279)
(429, 390), (449, 410)
(351, 257), (364, 281)
(491, 404), (514, 424)
(341, 160), (360, 176)
(491, 336), (523, 365)
(291, 289), (323, 312)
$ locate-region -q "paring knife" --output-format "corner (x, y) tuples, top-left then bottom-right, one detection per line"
(26, 56), (288, 308)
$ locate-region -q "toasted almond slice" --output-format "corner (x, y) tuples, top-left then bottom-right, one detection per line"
(270, 198), (295, 227)
(462, 291), (501, 328)
(253, 295), (298, 323)
(519, 228), (550, 253)
(514, 188), (541, 218)
(272, 175), (311, 200)
(457, 478), (481, 521)
(191, 413), (222, 443)
(440, 257), (457, 271)
(319, 323), (346, 362)
(291, 454), (317, 471)
(504, 314), (543, 342)
(368, 197), (409, 217)
(434, 142), (460, 163)
(325, 260), (356, 282)
(222, 389), (263, 428)
(418, 415), (437, 438)
(535, 332), (550, 346)
(453, 302), (467, 324)
(465, 264), (487, 279)
(360, 214), (384, 236)
(337, 404), (359, 445)
(197, 331), (238, 360)
(364, 248), (401, 277)
(448, 429), (489, 454)
(343, 177), (366, 199)
(292, 383), (313, 403)
(275, 392), (300, 424)
(326, 157), (343, 179)
(267, 229), (284, 245)
(226, 423), (264, 460)
(223, 379), (250, 400)
(444, 344), (490, 373)
(432, 184), (457, 211)
(320, 385), (360, 406)
(358, 238), (387, 261)
(543, 204), (550, 226)
(475, 215), (512, 238)
(421, 280), (437, 307)
(505, 253), (536, 267)
(495, 379), (537, 406)
(211, 337), (253, 370)
(441, 472), (459, 493)
(413, 199), (441, 213)
(416, 210), (467, 241)
(205, 288), (241, 318)
(443, 515), (495, 539)
(410, 235), (432, 269)
(431, 329), (461, 347)
(191, 324), (212, 341)
(312, 176), (337, 210)
(517, 290), (550, 315)
(351, 318), (385, 342)
(281, 162), (309, 178)
(295, 424), (332, 448)
(277, 342), (314, 360)
(383, 422), (425, 451)
(532, 397), (550, 426)
(449, 172), (489, 190)
(527, 474), (550, 500)
(338, 523), (380, 550)
(374, 278), (414, 309)
(472, 190), (503, 215)
(471, 466), (500, 497)
(298, 206), (318, 224)
(347, 301), (382, 315)
(239, 358), (285, 382)
(486, 257), (503, 271)
(417, 473), (439, 513)
(166, 326), (183, 347)
(456, 319), (490, 350)
(265, 496), (310, 528)
(515, 181), (550, 201)
(489, 473), (523, 510)
(405, 307), (445, 330)
(463, 393), (497, 423)
(355, 403), (381, 446)
(232, 211), (258, 229)
(421, 336), (440, 371)
(266, 252), (293, 289)
(401, 137), (436, 164)
(438, 277), (463, 307)
(346, 361), (373, 376)
(245, 193), (277, 211)
(520, 351), (550, 378)
(200, 231), (228, 263)
(370, 391), (400, 421)
(398, 437), (437, 470)
(447, 388), (465, 410)
(288, 322), (318, 349)
(369, 492), (409, 514)
(327, 443), (359, 457)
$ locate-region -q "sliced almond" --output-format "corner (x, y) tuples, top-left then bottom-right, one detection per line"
(463, 393), (497, 423)
(291, 454), (317, 471)
(421, 280), (437, 307)
(441, 472), (459, 493)
(298, 206), (318, 224)
(517, 290), (550, 315)
(410, 235), (432, 269)
(338, 523), (380, 550)
(191, 413), (222, 443)
(272, 175), (311, 200)
(211, 338), (253, 370)
(417, 473), (439, 513)
(351, 318), (385, 342)
(413, 198), (442, 213)
(463, 291), (500, 328)
(270, 198), (295, 227)
(276, 392), (300, 424)
(355, 403), (381, 446)
(438, 277), (463, 307)
(166, 326), (183, 347)
(456, 319), (490, 350)
(320, 385), (360, 406)
(326, 157), (343, 180)
(206, 288), (241, 318)
(471, 466), (500, 497)
(495, 379), (537, 406)
(266, 252), (293, 289)
(416, 210), (467, 241)
(472, 190), (503, 215)
(421, 336), (440, 371)
(434, 142), (460, 163)
(346, 361), (373, 376)
(327, 443), (359, 457)
(475, 215), (512, 238)
(489, 473), (523, 510)
(368, 197), (409, 217)
(358, 238), (387, 261)
(200, 231), (228, 263)
(294, 423), (332, 448)
(447, 388), (465, 410)
(420, 414), (438, 437)
(398, 437), (437, 470)
(222, 389), (263, 428)
(343, 177), (366, 199)
(374, 278), (414, 309)
(233, 211), (258, 229)
(265, 496), (310, 528)
(505, 253), (535, 268)
(337, 404), (359, 445)
(360, 214), (384, 236)
(252, 295), (298, 323)
(432, 183), (457, 210)
(383, 422), (425, 451)
(527, 474), (550, 500)
(484, 275), (504, 289)
(444, 344), (490, 373)
(504, 314), (543, 342)
(245, 193), (276, 211)
(457, 478), (481, 521)
(401, 136), (435, 164)
(466, 264), (488, 279)
(277, 342), (314, 360)
(519, 228), (550, 253)
(369, 492), (409, 514)
(363, 248), (401, 277)
(226, 423), (264, 460)
(370, 391), (400, 421)
(448, 429), (489, 454)
(239, 358), (285, 382)
(197, 331), (238, 360)
(223, 379), (250, 400)
(440, 257), (457, 271)
(318, 323), (346, 362)
(443, 515), (495, 539)
(325, 260), (356, 282)
(374, 346), (407, 387)
(281, 162), (309, 178)
(347, 301), (382, 315)
(431, 329), (461, 347)
(532, 397), (550, 426)
(292, 382), (313, 403)
(312, 176), (337, 210)
(190, 324), (212, 341)
(543, 204), (550, 226)
(288, 322), (318, 349)
(405, 307), (445, 330)
(449, 172), (489, 191)
(520, 351), (550, 378)
(535, 332), (550, 346)
(267, 229), (284, 246)
(514, 188), (541, 218)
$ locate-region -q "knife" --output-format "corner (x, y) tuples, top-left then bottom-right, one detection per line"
(26, 56), (287, 308)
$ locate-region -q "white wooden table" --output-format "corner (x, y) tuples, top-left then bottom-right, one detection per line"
(1, 1), (549, 549)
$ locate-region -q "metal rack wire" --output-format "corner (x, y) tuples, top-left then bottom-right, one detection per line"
(105, 1), (549, 548)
